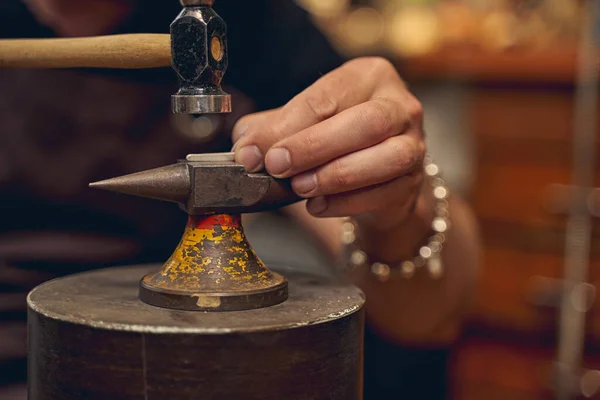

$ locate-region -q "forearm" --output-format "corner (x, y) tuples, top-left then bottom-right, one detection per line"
(284, 187), (479, 347)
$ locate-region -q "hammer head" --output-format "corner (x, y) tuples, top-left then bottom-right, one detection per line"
(171, 1), (231, 114)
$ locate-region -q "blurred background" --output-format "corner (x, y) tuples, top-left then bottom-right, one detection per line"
(1, 0), (597, 399)
(296, 0), (600, 399)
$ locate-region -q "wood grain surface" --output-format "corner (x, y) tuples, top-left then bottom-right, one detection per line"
(0, 34), (171, 69)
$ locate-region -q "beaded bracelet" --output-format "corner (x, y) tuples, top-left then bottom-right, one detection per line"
(340, 155), (450, 281)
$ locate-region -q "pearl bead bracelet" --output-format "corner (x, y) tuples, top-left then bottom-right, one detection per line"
(340, 155), (450, 281)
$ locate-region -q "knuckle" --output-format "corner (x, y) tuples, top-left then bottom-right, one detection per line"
(344, 57), (398, 84)
(331, 158), (352, 188)
(390, 138), (425, 173)
(242, 128), (260, 144)
(390, 144), (414, 172)
(233, 115), (249, 130)
(362, 101), (395, 140)
(405, 95), (424, 122)
(303, 88), (338, 121)
(300, 130), (323, 152)
(349, 57), (394, 74)
(233, 115), (252, 135)
(369, 57), (395, 74)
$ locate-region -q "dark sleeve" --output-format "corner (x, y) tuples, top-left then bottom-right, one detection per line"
(363, 324), (450, 399)
(221, 1), (345, 111)
(0, 1), (54, 38)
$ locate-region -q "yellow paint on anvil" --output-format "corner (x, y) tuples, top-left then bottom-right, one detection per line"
(144, 214), (287, 293)
(227, 256), (250, 272)
(163, 222), (255, 279)
(162, 223), (233, 279)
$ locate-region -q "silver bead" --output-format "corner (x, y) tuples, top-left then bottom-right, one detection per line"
(433, 233), (446, 243)
(419, 246), (433, 259)
(414, 256), (426, 268)
(342, 221), (355, 233)
(432, 177), (445, 187)
(435, 205), (450, 218)
(400, 261), (415, 278)
(424, 163), (439, 177)
(371, 262), (391, 281)
(429, 241), (442, 253)
(432, 217), (448, 233)
(350, 250), (367, 266)
(341, 231), (356, 245)
(433, 186), (448, 200)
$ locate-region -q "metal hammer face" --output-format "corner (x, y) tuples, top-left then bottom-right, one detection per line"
(171, 0), (231, 114)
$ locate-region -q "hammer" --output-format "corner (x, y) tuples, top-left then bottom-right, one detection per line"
(0, 0), (230, 113)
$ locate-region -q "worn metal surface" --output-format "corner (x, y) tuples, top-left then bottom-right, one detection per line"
(140, 214), (288, 311)
(89, 159), (301, 215)
(89, 158), (302, 311)
(171, 1), (231, 114)
(28, 264), (365, 400)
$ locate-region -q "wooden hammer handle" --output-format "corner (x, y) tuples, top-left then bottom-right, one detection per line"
(0, 34), (171, 69)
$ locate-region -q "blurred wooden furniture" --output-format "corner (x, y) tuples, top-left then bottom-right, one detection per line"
(402, 47), (600, 400)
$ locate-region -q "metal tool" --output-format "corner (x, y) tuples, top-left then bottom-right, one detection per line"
(171, 0), (231, 114)
(89, 156), (300, 216)
(0, 0), (231, 114)
(90, 154), (302, 311)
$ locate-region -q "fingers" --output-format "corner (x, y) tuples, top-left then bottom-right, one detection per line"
(306, 172), (423, 220)
(290, 133), (425, 197)
(265, 94), (418, 177)
(274, 58), (395, 135)
(233, 57), (403, 172)
(232, 108), (281, 144)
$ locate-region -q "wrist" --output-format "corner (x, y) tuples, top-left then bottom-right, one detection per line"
(341, 156), (451, 280)
(357, 180), (435, 263)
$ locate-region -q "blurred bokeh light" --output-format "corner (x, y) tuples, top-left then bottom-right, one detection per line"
(296, 0), (582, 56)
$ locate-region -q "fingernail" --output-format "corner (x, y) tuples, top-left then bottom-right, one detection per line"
(293, 172), (317, 195)
(265, 148), (291, 177)
(307, 196), (327, 214)
(231, 141), (239, 151)
(237, 145), (263, 172)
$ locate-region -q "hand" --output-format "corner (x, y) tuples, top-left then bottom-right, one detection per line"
(233, 57), (426, 231)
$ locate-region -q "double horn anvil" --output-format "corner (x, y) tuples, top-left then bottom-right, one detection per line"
(91, 156), (302, 311)
(90, 157), (300, 215)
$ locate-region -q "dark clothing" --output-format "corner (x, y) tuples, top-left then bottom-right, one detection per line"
(0, 1), (448, 398)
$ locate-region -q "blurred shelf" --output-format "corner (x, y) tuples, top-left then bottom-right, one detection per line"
(401, 46), (584, 84)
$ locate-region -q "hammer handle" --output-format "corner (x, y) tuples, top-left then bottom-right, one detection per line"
(0, 34), (171, 69)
